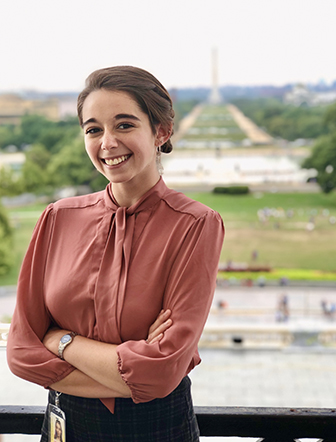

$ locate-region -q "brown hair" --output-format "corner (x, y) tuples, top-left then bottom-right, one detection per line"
(77, 66), (174, 154)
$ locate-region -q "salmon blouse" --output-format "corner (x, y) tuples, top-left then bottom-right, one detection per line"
(7, 178), (224, 412)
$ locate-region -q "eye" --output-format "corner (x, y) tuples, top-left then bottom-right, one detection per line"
(85, 127), (101, 135)
(118, 123), (134, 130)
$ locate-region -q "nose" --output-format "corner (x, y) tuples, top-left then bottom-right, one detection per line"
(101, 130), (118, 151)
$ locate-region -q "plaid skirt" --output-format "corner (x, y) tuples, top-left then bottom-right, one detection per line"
(40, 376), (200, 442)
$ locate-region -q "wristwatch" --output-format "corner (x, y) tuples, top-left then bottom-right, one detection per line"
(58, 332), (77, 359)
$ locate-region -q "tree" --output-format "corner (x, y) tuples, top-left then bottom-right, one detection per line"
(324, 102), (336, 131)
(302, 133), (336, 193)
(38, 125), (80, 153)
(25, 143), (51, 169)
(47, 138), (102, 188)
(0, 126), (12, 150)
(0, 114), (109, 195)
(0, 203), (14, 275)
(19, 159), (48, 194)
(19, 114), (54, 146)
(302, 102), (336, 193)
(0, 114), (80, 152)
(0, 166), (22, 196)
(0, 125), (22, 150)
(232, 97), (328, 141)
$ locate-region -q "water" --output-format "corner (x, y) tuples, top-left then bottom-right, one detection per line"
(162, 153), (313, 187)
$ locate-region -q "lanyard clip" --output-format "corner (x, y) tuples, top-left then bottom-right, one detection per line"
(55, 391), (62, 408)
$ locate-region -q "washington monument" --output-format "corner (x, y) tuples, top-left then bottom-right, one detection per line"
(209, 47), (222, 104)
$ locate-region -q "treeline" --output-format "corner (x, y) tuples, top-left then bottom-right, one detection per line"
(231, 97), (329, 141)
(0, 100), (199, 198)
(173, 99), (200, 129)
(232, 97), (336, 193)
(302, 103), (336, 193)
(0, 114), (79, 152)
(0, 114), (109, 196)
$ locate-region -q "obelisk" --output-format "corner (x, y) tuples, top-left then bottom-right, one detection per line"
(209, 47), (222, 104)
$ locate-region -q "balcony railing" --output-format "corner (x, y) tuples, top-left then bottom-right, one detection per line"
(1, 405), (335, 440)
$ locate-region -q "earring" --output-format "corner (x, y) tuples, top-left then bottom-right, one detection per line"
(156, 149), (164, 175)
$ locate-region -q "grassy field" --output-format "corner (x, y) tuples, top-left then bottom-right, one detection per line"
(0, 191), (336, 287)
(182, 105), (247, 142)
(185, 191), (336, 277)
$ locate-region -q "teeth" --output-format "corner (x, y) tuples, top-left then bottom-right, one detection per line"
(105, 155), (129, 166)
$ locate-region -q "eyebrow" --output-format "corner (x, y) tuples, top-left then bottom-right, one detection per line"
(115, 113), (141, 122)
(81, 118), (96, 128)
(82, 113), (141, 128)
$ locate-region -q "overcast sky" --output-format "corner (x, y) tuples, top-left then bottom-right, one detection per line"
(1, 0), (335, 93)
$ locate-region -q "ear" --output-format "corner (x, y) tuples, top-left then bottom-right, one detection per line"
(155, 123), (173, 147)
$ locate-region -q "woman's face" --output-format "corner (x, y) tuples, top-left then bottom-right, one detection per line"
(82, 89), (164, 190)
(55, 421), (62, 438)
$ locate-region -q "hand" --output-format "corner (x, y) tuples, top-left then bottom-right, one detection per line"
(42, 309), (172, 355)
(146, 309), (172, 344)
(43, 327), (69, 356)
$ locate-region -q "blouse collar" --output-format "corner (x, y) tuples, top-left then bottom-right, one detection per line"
(104, 177), (168, 215)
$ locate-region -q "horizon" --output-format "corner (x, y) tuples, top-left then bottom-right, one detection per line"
(1, 80), (335, 97)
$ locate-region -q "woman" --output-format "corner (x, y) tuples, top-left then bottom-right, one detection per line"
(7, 66), (224, 441)
(53, 419), (63, 442)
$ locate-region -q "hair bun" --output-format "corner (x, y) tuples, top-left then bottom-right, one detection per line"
(161, 140), (173, 154)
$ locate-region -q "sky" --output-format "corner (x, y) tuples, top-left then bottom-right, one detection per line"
(1, 0), (336, 93)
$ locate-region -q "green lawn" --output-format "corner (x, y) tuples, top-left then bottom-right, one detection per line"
(183, 105), (246, 142)
(1, 191), (336, 287)
(185, 191), (336, 275)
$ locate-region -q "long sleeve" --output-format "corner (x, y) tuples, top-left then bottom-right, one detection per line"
(7, 179), (224, 409)
(6, 205), (75, 387)
(117, 209), (224, 403)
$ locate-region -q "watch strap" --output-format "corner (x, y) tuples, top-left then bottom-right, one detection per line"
(58, 332), (77, 360)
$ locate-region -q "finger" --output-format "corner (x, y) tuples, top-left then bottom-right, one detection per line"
(147, 318), (172, 343)
(148, 333), (163, 345)
(155, 309), (171, 325)
(148, 315), (173, 344)
(152, 318), (172, 338)
(148, 309), (171, 335)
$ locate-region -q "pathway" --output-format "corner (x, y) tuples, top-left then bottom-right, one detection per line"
(171, 104), (203, 143)
(227, 104), (274, 145)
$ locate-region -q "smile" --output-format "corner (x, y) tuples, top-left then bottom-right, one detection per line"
(103, 155), (131, 166)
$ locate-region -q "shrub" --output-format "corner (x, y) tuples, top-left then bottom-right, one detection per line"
(213, 186), (250, 195)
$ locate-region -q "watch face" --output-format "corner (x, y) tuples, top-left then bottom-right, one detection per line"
(61, 335), (71, 344)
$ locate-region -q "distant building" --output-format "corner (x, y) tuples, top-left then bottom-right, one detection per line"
(0, 93), (77, 125)
(284, 84), (336, 106)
